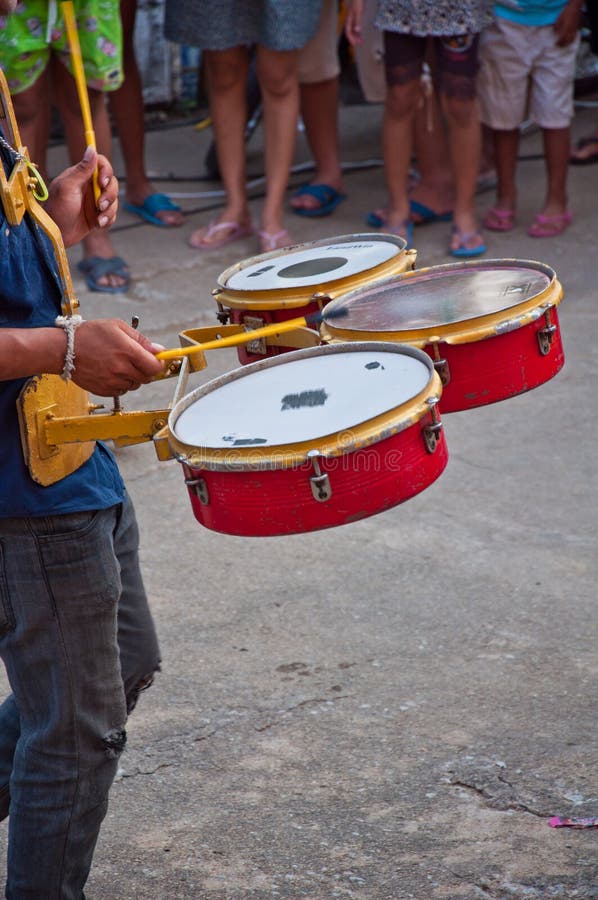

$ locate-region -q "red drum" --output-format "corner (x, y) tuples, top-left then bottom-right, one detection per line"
(320, 259), (564, 413)
(168, 343), (447, 536)
(212, 234), (416, 365)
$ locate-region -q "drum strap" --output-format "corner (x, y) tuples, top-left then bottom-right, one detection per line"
(0, 70), (78, 317)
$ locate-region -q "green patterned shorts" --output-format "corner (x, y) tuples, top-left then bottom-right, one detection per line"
(0, 0), (122, 94)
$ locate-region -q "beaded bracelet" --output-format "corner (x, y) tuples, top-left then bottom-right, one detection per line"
(55, 315), (84, 381)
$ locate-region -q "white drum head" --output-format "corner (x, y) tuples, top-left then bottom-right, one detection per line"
(323, 260), (555, 332)
(223, 235), (404, 292)
(172, 345), (431, 449)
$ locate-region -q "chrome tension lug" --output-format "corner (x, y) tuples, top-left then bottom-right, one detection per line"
(423, 397), (443, 454)
(431, 342), (451, 386)
(537, 307), (556, 356)
(185, 476), (209, 505)
(307, 449), (332, 502)
(433, 358), (451, 386)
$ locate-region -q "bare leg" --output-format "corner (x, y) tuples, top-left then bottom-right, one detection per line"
(256, 44), (299, 248)
(189, 47), (252, 248)
(527, 126), (572, 236)
(109, 0), (182, 226)
(379, 77), (420, 236)
(442, 92), (484, 252)
(290, 76), (345, 212)
(410, 87), (454, 219)
(542, 126), (570, 214)
(482, 127), (518, 230)
(570, 128), (598, 163)
(52, 56), (129, 290)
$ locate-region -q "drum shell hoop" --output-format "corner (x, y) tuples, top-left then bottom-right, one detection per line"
(181, 409), (448, 537)
(213, 234), (415, 365)
(168, 344), (443, 472)
(170, 341), (446, 536)
(425, 307), (564, 412)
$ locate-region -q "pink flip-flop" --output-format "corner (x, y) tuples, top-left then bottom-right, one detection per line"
(527, 211), (572, 238)
(189, 220), (253, 250)
(483, 207), (516, 232)
(257, 229), (293, 253)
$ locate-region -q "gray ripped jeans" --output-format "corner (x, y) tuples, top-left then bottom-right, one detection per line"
(0, 493), (160, 899)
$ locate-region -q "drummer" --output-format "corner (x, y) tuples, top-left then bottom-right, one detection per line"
(0, 11), (164, 892)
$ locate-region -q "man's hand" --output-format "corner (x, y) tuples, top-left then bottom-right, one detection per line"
(72, 319), (164, 396)
(45, 148), (119, 247)
(345, 0), (364, 46)
(554, 0), (583, 46)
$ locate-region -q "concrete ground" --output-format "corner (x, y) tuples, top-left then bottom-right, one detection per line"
(2, 100), (598, 898)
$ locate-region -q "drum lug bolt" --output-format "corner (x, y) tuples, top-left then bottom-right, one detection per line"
(185, 475), (209, 505)
(214, 299), (230, 325)
(537, 306), (556, 356)
(423, 398), (443, 454)
(307, 450), (332, 502)
(431, 343), (451, 386)
(433, 358), (451, 386)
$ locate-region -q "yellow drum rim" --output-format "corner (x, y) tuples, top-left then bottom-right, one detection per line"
(168, 343), (442, 471)
(213, 234), (416, 311)
(321, 258), (562, 347)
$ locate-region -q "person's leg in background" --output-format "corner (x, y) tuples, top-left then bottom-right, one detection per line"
(436, 34), (485, 256)
(477, 17), (524, 232)
(291, 0), (346, 217)
(373, 32), (426, 244)
(570, 0), (598, 163)
(109, 0), (183, 227)
(189, 45), (254, 249)
(256, 44), (300, 250)
(409, 67), (454, 223)
(527, 25), (579, 235)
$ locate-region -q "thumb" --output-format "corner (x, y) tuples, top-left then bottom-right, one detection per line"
(73, 145), (98, 179)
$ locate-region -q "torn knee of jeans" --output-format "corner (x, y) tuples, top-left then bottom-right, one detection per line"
(125, 664), (160, 714)
(102, 727), (127, 759)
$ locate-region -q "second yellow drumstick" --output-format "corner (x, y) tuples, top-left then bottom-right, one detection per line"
(155, 308), (346, 361)
(61, 0), (101, 203)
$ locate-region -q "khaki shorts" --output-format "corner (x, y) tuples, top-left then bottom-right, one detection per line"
(478, 17), (579, 130)
(354, 0), (385, 102)
(0, 0), (123, 94)
(297, 0), (340, 84)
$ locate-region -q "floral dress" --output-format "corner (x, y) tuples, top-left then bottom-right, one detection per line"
(375, 0), (494, 36)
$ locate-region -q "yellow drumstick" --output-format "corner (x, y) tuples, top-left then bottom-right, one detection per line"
(61, 1), (101, 204)
(156, 308), (347, 361)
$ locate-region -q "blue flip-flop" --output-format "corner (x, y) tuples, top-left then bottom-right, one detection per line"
(290, 183), (346, 218)
(77, 256), (131, 294)
(366, 209), (385, 228)
(449, 229), (487, 258)
(124, 192), (182, 227)
(410, 200), (453, 224)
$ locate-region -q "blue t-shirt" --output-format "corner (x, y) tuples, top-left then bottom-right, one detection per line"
(0, 132), (124, 517)
(495, 0), (569, 26)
